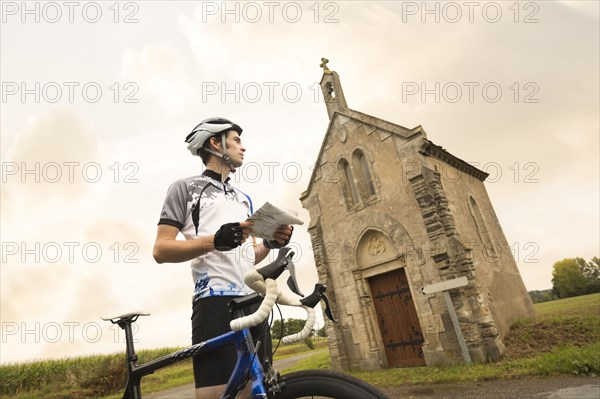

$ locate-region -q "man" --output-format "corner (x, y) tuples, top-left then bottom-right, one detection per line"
(153, 117), (293, 399)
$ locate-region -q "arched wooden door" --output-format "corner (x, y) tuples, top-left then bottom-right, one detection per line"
(369, 268), (425, 367)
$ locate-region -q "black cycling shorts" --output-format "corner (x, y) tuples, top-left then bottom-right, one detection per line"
(191, 295), (272, 388)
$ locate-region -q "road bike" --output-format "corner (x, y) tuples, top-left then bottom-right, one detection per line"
(103, 247), (390, 398)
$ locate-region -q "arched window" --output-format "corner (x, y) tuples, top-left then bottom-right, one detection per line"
(468, 196), (498, 258)
(353, 149), (376, 199)
(339, 158), (359, 207)
(326, 82), (336, 98)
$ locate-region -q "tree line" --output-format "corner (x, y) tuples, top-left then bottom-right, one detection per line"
(529, 256), (600, 303)
(270, 318), (327, 348)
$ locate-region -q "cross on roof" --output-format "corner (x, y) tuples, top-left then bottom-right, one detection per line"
(320, 58), (333, 74)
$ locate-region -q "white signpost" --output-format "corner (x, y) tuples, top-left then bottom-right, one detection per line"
(422, 276), (472, 364)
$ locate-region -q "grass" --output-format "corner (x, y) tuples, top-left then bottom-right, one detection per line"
(282, 293), (600, 388)
(2, 294), (599, 398)
(282, 350), (332, 373)
(534, 292), (600, 319)
(284, 343), (600, 388)
(272, 339), (328, 359)
(0, 339), (325, 399)
(503, 293), (600, 361)
(0, 348), (179, 399)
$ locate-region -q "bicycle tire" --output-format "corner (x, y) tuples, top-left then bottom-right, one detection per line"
(270, 369), (390, 399)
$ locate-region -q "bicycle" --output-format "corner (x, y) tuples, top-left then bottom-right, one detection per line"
(103, 247), (390, 399)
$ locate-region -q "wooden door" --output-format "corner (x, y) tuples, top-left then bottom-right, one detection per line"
(369, 268), (425, 367)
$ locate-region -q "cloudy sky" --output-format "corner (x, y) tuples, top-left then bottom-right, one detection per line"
(1, 1), (598, 364)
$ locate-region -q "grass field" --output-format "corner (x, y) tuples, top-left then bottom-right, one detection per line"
(284, 293), (600, 387)
(1, 293), (598, 399)
(534, 292), (600, 319)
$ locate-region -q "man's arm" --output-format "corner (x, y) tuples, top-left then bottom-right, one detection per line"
(153, 222), (253, 264)
(153, 225), (215, 264)
(252, 225), (294, 265)
(253, 237), (270, 264)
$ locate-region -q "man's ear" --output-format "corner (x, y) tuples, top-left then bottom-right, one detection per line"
(209, 136), (221, 151)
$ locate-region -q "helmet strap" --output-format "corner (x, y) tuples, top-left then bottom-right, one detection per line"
(206, 134), (236, 176)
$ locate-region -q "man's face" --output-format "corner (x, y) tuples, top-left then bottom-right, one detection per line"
(223, 130), (245, 168)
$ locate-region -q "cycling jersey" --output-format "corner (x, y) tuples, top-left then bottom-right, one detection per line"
(158, 169), (255, 301)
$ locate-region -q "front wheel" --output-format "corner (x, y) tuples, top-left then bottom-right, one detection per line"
(269, 369), (390, 399)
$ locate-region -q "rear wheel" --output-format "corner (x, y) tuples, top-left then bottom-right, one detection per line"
(270, 370), (390, 399)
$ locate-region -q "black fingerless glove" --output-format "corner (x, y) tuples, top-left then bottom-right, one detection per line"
(214, 222), (244, 251)
(263, 226), (294, 249)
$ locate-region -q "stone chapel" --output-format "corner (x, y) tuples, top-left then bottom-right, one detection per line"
(300, 61), (536, 370)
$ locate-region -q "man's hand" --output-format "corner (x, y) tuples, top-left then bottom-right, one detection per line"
(263, 225), (294, 249)
(214, 221), (253, 251)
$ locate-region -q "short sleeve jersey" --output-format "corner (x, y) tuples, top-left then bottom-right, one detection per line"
(158, 170), (255, 301)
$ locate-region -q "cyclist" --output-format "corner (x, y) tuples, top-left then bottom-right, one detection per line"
(153, 117), (293, 399)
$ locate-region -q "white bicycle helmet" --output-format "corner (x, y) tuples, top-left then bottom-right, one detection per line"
(184, 117), (243, 170)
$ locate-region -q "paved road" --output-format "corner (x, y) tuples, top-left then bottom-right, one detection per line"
(380, 376), (599, 399)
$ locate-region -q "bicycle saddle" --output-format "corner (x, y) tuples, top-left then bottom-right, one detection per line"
(101, 312), (150, 324)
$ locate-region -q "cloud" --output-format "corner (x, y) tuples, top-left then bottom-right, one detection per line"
(121, 44), (199, 115)
(4, 107), (101, 200)
(1, 264), (75, 324)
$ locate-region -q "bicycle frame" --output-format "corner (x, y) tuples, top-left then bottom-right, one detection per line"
(118, 313), (269, 399)
(111, 249), (323, 399)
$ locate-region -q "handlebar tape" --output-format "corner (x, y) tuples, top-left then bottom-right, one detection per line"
(245, 269), (302, 306)
(230, 278), (278, 331)
(231, 268), (315, 343)
(281, 306), (316, 344)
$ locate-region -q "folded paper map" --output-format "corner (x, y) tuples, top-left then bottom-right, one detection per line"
(247, 202), (304, 239)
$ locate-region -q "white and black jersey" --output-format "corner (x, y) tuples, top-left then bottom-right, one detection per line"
(158, 170), (255, 301)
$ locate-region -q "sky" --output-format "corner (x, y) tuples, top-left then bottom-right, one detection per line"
(1, 1), (598, 364)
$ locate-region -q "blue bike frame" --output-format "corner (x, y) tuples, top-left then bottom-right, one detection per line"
(119, 315), (268, 399)
(114, 249), (310, 399)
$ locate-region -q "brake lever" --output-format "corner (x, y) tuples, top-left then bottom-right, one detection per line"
(285, 254), (304, 297)
(322, 293), (337, 323)
(300, 283), (337, 323)
(257, 247), (292, 281)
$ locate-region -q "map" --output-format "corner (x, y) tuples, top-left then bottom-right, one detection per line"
(247, 202), (304, 239)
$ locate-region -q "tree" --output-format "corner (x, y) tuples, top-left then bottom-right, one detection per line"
(551, 258), (588, 298)
(317, 326), (327, 337)
(528, 289), (554, 303)
(577, 257), (600, 280)
(270, 318), (306, 340)
(583, 279), (600, 295)
(271, 319), (284, 340)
